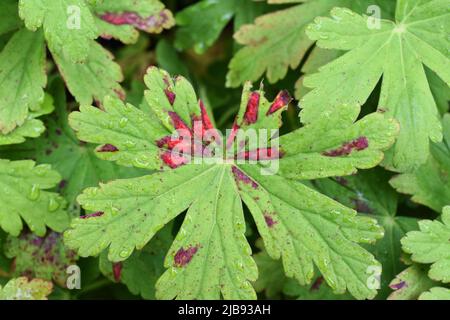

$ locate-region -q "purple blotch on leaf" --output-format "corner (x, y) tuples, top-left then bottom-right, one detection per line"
(98, 144), (119, 152)
(231, 166), (258, 189)
(323, 137), (369, 157)
(174, 245), (199, 267)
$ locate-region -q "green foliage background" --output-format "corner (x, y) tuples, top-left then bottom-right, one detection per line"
(0, 0), (448, 300)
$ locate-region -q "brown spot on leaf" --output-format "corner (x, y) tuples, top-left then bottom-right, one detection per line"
(231, 166), (258, 189)
(322, 137), (369, 157)
(80, 211), (104, 219)
(264, 214), (277, 228)
(98, 144), (119, 152)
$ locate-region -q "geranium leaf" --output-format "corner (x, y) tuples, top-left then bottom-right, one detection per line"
(0, 277), (53, 300)
(401, 206), (450, 283)
(390, 114), (450, 213)
(300, 2), (450, 172)
(19, 0), (98, 62)
(0, 28), (46, 133)
(64, 67), (398, 300)
(0, 159), (70, 236)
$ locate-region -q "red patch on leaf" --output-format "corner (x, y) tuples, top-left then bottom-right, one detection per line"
(100, 11), (170, 32)
(80, 211), (104, 219)
(164, 88), (176, 105)
(199, 100), (214, 131)
(231, 166), (258, 189)
(264, 214), (277, 228)
(174, 245), (199, 267)
(267, 90), (292, 115)
(322, 137), (369, 157)
(226, 122), (240, 148)
(243, 92), (260, 124)
(161, 151), (189, 169)
(236, 147), (283, 161)
(168, 111), (191, 132)
(112, 262), (122, 282)
(98, 144), (119, 152)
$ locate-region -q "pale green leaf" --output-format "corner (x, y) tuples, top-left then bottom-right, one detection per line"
(0, 93), (54, 146)
(64, 67), (398, 300)
(419, 287), (450, 300)
(51, 40), (124, 106)
(0, 28), (46, 133)
(0, 277), (53, 300)
(227, 0), (395, 87)
(92, 0), (174, 44)
(390, 114), (450, 212)
(301, 2), (450, 172)
(401, 206), (450, 283)
(4, 231), (78, 287)
(19, 0), (98, 62)
(388, 264), (437, 300)
(0, 159), (70, 236)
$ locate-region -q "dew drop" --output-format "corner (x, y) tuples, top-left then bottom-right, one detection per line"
(48, 197), (60, 212)
(28, 184), (40, 201)
(119, 117), (129, 128)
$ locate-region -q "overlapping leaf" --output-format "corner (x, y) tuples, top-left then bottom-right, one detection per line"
(0, 277), (52, 300)
(226, 0), (395, 87)
(387, 264), (438, 300)
(0, 0), (175, 133)
(300, 1), (450, 172)
(99, 224), (173, 299)
(309, 168), (419, 298)
(419, 287), (450, 300)
(0, 28), (46, 133)
(0, 94), (54, 146)
(401, 206), (450, 283)
(4, 231), (78, 287)
(92, 0), (175, 44)
(19, 0), (98, 62)
(0, 159), (70, 236)
(1, 79), (147, 212)
(64, 67), (398, 299)
(390, 114), (450, 212)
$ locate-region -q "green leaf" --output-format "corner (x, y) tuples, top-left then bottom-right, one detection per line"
(300, 2), (450, 172)
(401, 206), (450, 283)
(92, 0), (174, 44)
(18, 0), (98, 62)
(309, 168), (419, 298)
(64, 67), (398, 300)
(226, 0), (395, 87)
(1, 78), (145, 212)
(0, 93), (54, 146)
(99, 224), (173, 299)
(4, 231), (78, 287)
(387, 264), (437, 300)
(419, 287), (450, 300)
(0, 277), (53, 300)
(390, 114), (450, 213)
(0, 28), (46, 134)
(0, 159), (70, 236)
(51, 40), (124, 106)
